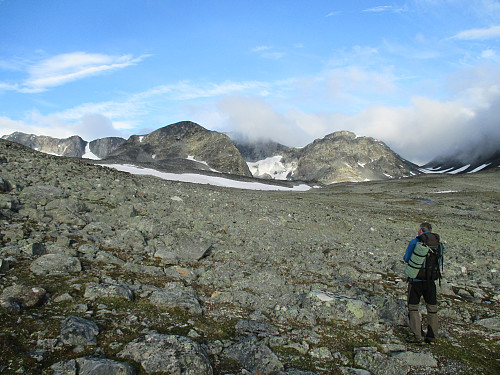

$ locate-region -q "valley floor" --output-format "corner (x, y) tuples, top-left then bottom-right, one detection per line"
(0, 139), (499, 374)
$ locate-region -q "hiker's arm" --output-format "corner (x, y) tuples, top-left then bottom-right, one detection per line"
(404, 238), (418, 263)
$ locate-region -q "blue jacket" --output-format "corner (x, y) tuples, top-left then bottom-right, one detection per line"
(404, 232), (429, 282)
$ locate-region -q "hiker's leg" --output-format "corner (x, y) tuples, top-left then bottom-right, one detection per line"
(426, 303), (438, 340)
(408, 282), (424, 341)
(408, 304), (424, 341)
(423, 281), (438, 340)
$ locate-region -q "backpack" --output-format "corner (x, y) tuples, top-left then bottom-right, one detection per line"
(417, 233), (444, 282)
(404, 233), (444, 282)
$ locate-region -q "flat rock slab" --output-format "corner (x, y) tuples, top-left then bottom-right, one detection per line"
(118, 333), (213, 374)
(84, 283), (134, 301)
(303, 291), (379, 325)
(149, 288), (202, 315)
(30, 254), (82, 275)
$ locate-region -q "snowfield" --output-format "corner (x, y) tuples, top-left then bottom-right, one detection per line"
(103, 163), (312, 191)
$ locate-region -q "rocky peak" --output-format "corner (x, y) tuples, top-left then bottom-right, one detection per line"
(2, 132), (86, 158)
(295, 131), (419, 184)
(109, 121), (252, 176)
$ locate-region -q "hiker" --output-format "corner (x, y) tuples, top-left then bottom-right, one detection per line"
(403, 222), (443, 344)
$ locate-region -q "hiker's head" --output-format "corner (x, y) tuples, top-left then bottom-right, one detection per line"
(419, 222), (432, 234)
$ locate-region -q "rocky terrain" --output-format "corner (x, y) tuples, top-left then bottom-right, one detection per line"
(0, 138), (499, 374)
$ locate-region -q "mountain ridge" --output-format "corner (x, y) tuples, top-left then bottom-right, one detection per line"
(4, 121), (496, 184)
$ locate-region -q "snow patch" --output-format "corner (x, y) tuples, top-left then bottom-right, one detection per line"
(433, 190), (458, 194)
(82, 144), (101, 160)
(468, 163), (491, 173)
(102, 163), (311, 191)
(139, 136), (144, 143)
(448, 164), (471, 174)
(186, 156), (218, 172)
(247, 155), (296, 180)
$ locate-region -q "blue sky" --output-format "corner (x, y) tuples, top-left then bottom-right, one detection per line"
(1, 0), (500, 164)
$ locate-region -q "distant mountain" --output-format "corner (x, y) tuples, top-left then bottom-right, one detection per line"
(12, 122), (496, 184)
(1, 132), (125, 159)
(234, 131), (421, 184)
(2, 132), (87, 158)
(107, 121), (252, 176)
(421, 148), (500, 174)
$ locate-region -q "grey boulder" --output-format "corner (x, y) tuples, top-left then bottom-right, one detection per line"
(118, 333), (212, 374)
(60, 316), (99, 347)
(30, 254), (82, 275)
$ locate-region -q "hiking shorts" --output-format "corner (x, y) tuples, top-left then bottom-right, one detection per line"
(408, 280), (437, 305)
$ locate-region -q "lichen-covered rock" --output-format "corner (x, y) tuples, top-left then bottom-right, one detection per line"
(51, 357), (135, 375)
(353, 347), (409, 375)
(118, 333), (212, 374)
(222, 336), (283, 374)
(149, 285), (202, 315)
(303, 291), (379, 325)
(60, 316), (99, 347)
(30, 254), (82, 275)
(84, 283), (134, 301)
(0, 284), (46, 310)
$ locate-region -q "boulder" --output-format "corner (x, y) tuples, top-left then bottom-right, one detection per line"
(30, 254), (82, 275)
(84, 283), (134, 301)
(60, 316), (99, 347)
(0, 284), (46, 310)
(149, 286), (202, 315)
(303, 291), (379, 325)
(118, 333), (213, 374)
(222, 336), (283, 374)
(51, 357), (135, 375)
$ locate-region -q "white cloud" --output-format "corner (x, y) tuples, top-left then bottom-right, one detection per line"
(251, 45), (285, 59)
(363, 5), (408, 13)
(1, 52), (149, 93)
(363, 5), (392, 12)
(451, 25), (500, 40)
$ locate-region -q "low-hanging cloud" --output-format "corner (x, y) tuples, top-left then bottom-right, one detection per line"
(217, 73), (500, 165)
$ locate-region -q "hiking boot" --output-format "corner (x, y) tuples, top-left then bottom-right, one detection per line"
(409, 338), (426, 345)
(425, 337), (436, 345)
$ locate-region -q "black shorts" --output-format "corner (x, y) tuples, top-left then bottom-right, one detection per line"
(408, 280), (437, 305)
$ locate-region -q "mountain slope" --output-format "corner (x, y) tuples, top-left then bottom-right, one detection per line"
(234, 131), (421, 184)
(108, 121), (252, 176)
(1, 132), (125, 159)
(422, 149), (500, 174)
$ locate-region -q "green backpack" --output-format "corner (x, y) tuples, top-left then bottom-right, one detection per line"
(404, 239), (444, 281)
(404, 242), (430, 279)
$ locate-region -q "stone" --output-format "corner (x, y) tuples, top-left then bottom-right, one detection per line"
(118, 333), (213, 374)
(84, 283), (134, 301)
(392, 351), (438, 367)
(474, 317), (500, 331)
(77, 357), (136, 375)
(60, 316), (100, 347)
(354, 347), (409, 375)
(303, 291), (379, 325)
(149, 287), (202, 315)
(235, 319), (280, 338)
(0, 284), (46, 309)
(30, 254), (82, 275)
(222, 336), (283, 374)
